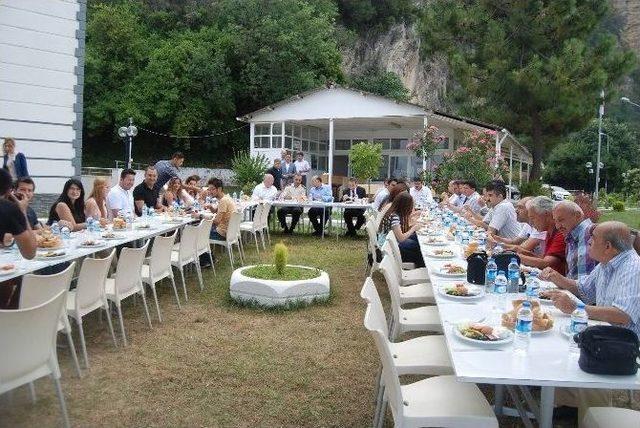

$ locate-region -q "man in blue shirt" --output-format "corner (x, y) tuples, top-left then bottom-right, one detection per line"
(307, 175), (333, 236)
(153, 152), (184, 192)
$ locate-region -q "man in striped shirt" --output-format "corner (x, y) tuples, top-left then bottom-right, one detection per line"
(552, 201), (597, 280)
(542, 221), (640, 336)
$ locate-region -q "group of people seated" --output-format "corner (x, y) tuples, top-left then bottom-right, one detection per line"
(265, 150), (312, 190)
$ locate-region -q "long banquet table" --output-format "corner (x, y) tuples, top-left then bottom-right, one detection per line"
(417, 234), (640, 428)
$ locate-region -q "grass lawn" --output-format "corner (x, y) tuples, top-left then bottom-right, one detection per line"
(2, 230), (638, 427)
(599, 209), (640, 229)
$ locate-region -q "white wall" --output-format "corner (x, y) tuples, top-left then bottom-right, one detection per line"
(0, 0), (85, 194)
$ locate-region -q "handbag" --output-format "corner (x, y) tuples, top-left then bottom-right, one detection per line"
(576, 325), (640, 375)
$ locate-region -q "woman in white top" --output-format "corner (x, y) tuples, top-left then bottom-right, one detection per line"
(162, 177), (194, 208)
(84, 177), (110, 224)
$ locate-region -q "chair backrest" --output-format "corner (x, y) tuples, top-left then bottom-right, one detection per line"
(366, 218), (378, 255)
(251, 204), (264, 228)
(363, 300), (404, 423)
(113, 240), (150, 298)
(259, 202), (271, 229)
(20, 262), (76, 309)
(0, 289), (67, 393)
(360, 277), (390, 338)
(225, 211), (242, 244)
(384, 231), (404, 270)
(197, 218), (214, 253)
(378, 255), (402, 325)
(75, 249), (116, 313)
(150, 230), (177, 279)
(178, 224), (199, 263)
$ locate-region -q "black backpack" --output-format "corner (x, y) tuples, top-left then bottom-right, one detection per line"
(576, 325), (640, 375)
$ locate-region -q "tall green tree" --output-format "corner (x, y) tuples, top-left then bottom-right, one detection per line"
(419, 0), (636, 180)
(348, 70), (410, 102)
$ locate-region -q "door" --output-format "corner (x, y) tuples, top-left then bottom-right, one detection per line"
(334, 155), (349, 177)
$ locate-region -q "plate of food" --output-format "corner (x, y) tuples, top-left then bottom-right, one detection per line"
(501, 299), (554, 334)
(424, 236), (448, 246)
(79, 239), (106, 248)
(135, 223), (156, 230)
(101, 232), (124, 241)
(0, 263), (16, 276)
(112, 218), (127, 231)
(454, 322), (513, 345)
(36, 230), (62, 249)
(425, 249), (455, 259)
(36, 250), (67, 260)
(434, 263), (467, 277)
(163, 218), (184, 224)
(440, 283), (484, 300)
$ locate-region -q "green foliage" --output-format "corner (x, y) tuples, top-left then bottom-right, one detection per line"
(231, 153), (270, 189)
(348, 70), (410, 102)
(612, 200), (625, 212)
(544, 119), (640, 192)
(349, 142), (383, 190)
(273, 242), (289, 276)
(336, 0), (415, 32)
(420, 0), (636, 180)
(242, 265), (320, 281)
(622, 168), (640, 201)
(519, 180), (551, 198)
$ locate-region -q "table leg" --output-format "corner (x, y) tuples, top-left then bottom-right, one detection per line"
(321, 207), (325, 239)
(539, 386), (555, 428)
(494, 384), (505, 415)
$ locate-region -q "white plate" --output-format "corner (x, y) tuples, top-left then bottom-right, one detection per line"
(136, 225), (158, 230)
(439, 284), (485, 300)
(454, 325), (513, 346)
(424, 239), (449, 246)
(36, 251), (67, 260)
(0, 265), (17, 276)
(434, 267), (467, 278)
(79, 240), (106, 249)
(425, 250), (455, 259)
(101, 233), (124, 241)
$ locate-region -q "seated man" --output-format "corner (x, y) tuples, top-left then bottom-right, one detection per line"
(373, 178), (397, 211)
(491, 196), (546, 255)
(484, 180), (521, 240)
(341, 177), (367, 237)
(277, 174), (306, 234)
(204, 177), (236, 241)
(133, 166), (163, 216)
(307, 175), (333, 236)
(252, 174), (278, 201)
(552, 200), (597, 280)
(409, 177), (434, 208)
(442, 179), (463, 208)
(14, 176), (42, 230)
(454, 180), (482, 213)
(517, 196), (566, 274)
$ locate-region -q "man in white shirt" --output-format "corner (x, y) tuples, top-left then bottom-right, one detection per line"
(373, 178), (398, 211)
(445, 180), (463, 207)
(252, 174), (278, 201)
(107, 168), (136, 218)
(491, 196), (546, 255)
(484, 180), (521, 239)
(409, 177), (434, 208)
(293, 152), (311, 186)
(457, 180), (482, 213)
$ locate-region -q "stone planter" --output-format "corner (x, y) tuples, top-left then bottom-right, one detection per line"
(229, 265), (330, 307)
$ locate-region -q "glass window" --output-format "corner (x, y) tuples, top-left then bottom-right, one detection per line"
(293, 139), (302, 151)
(390, 139), (408, 150)
(378, 155), (389, 180)
(302, 127), (310, 140)
(272, 123), (282, 135)
(302, 140), (309, 151)
(374, 139), (390, 150)
(410, 157), (423, 178)
(285, 136), (293, 149)
(271, 136), (282, 148)
(293, 126), (301, 138)
(390, 156), (409, 179)
(255, 124), (270, 136)
(335, 139), (351, 151)
(310, 154), (318, 169)
(310, 141), (318, 152)
(352, 139), (368, 147)
(285, 123), (293, 136)
(253, 136), (260, 148)
(311, 127), (319, 141)
(259, 136), (270, 148)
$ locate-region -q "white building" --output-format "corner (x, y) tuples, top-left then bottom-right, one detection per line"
(0, 0), (86, 199)
(239, 86), (532, 189)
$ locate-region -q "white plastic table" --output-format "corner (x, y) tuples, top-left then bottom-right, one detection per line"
(418, 237), (640, 428)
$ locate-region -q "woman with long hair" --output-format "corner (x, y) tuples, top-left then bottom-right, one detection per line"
(84, 177), (109, 221)
(381, 192), (426, 267)
(47, 178), (86, 231)
(162, 177), (193, 207)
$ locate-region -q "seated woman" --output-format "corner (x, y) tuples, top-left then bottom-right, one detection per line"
(47, 178), (87, 231)
(184, 174), (201, 200)
(84, 177), (110, 224)
(380, 192), (426, 268)
(162, 177), (194, 208)
(377, 182), (409, 232)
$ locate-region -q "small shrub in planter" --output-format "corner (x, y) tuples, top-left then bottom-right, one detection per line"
(612, 200), (625, 212)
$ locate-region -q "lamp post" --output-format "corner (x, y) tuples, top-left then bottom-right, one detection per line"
(118, 117), (138, 169)
(594, 91), (604, 203)
(621, 96), (640, 109)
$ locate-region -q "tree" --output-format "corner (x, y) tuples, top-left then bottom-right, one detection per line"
(543, 118), (640, 192)
(349, 142), (383, 193)
(420, 0), (636, 180)
(348, 70), (410, 102)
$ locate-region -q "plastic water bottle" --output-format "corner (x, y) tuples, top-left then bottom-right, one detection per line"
(51, 221), (60, 236)
(125, 211), (133, 230)
(86, 216), (94, 230)
(525, 272), (540, 300)
(485, 257), (497, 293)
(494, 271), (508, 312)
(514, 301), (533, 355)
(507, 258), (520, 293)
(239, 190), (244, 201)
(569, 303), (589, 353)
(494, 244), (504, 254)
(232, 192), (238, 202)
(61, 226), (71, 240)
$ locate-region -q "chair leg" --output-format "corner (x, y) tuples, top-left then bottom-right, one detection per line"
(253, 232), (260, 253)
(169, 274), (182, 309)
(139, 288), (153, 329)
(77, 319), (89, 368)
(208, 250), (216, 276)
(52, 376), (71, 428)
(178, 267), (188, 302)
(65, 329), (82, 378)
(28, 382), (36, 403)
(260, 230), (266, 250)
(115, 302), (127, 347)
(195, 259), (204, 291)
(104, 303), (118, 348)
(236, 242), (244, 265)
(227, 246), (234, 269)
(149, 283), (163, 323)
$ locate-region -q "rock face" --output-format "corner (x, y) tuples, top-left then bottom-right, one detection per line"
(341, 3), (640, 106)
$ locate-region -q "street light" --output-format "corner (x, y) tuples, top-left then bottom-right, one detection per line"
(621, 96), (640, 109)
(594, 90), (604, 203)
(118, 117), (138, 169)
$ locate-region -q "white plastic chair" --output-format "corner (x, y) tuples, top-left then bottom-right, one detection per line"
(142, 231), (181, 323)
(366, 217), (381, 274)
(196, 218), (216, 275)
(364, 299), (499, 428)
(105, 241), (152, 346)
(240, 203), (264, 253)
(66, 249), (117, 368)
(361, 277), (453, 427)
(380, 249), (434, 305)
(258, 202), (272, 247)
(383, 232), (430, 284)
(583, 407), (640, 428)
(210, 211), (244, 269)
(0, 290), (71, 428)
(172, 223), (204, 300)
(20, 262), (82, 378)
(378, 255), (442, 340)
